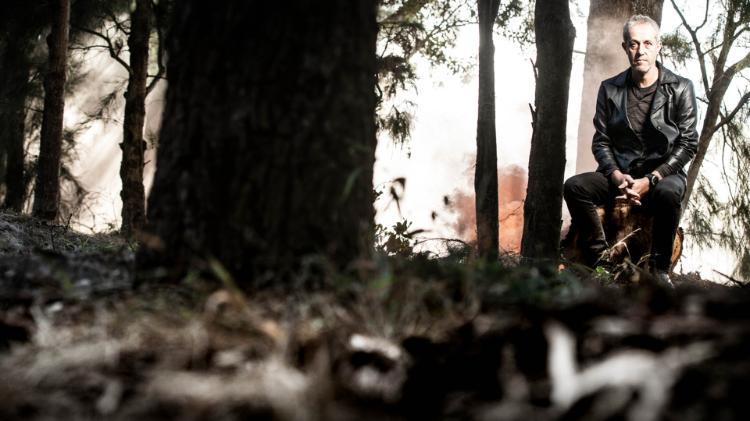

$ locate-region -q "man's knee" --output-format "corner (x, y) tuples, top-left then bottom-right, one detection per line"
(564, 174), (590, 200)
(651, 176), (685, 208)
(564, 172), (606, 202)
(563, 176), (579, 200)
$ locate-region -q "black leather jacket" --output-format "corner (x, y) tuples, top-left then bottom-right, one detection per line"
(592, 63), (698, 179)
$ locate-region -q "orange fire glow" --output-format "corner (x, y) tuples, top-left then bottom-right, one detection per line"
(449, 164), (527, 254)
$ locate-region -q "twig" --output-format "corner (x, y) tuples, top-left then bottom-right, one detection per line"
(413, 237), (470, 247)
(600, 228), (642, 262)
(71, 24), (130, 72)
(713, 269), (746, 287)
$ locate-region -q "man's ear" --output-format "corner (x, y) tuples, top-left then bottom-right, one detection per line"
(621, 42), (627, 53)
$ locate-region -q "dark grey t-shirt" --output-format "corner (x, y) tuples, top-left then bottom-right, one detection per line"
(627, 79), (658, 141)
(625, 76), (665, 176)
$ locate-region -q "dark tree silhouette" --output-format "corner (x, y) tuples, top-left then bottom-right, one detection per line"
(143, 1), (378, 280)
(119, 0), (152, 237)
(575, 0), (664, 173)
(0, 40), (32, 212)
(475, 0), (501, 260)
(520, 0), (575, 262)
(33, 0), (71, 221)
(0, 2), (46, 212)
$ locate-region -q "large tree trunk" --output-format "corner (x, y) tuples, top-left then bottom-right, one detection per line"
(143, 1), (377, 280)
(575, 0), (663, 173)
(475, 0), (500, 261)
(520, 0), (575, 262)
(119, 0), (151, 237)
(0, 42), (31, 212)
(33, 0), (70, 221)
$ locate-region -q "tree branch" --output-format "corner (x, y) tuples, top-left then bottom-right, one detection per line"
(670, 0), (710, 94)
(725, 49), (750, 79)
(106, 9), (130, 36)
(702, 26), (749, 57)
(71, 24), (130, 72)
(695, 0), (710, 32)
(713, 269), (746, 287)
(69, 44), (112, 52)
(710, 90), (750, 137)
(713, 2), (740, 78)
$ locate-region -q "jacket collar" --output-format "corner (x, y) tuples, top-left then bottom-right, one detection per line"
(612, 62), (678, 87)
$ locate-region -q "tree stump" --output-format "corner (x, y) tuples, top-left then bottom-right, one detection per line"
(562, 202), (683, 270)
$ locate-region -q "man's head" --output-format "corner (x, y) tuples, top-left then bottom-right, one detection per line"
(622, 15), (661, 77)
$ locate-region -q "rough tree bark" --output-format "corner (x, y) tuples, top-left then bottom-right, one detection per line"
(575, 0), (663, 173)
(119, 0), (150, 237)
(475, 0), (500, 261)
(520, 0), (575, 262)
(33, 0), (70, 221)
(143, 1), (377, 280)
(0, 42), (31, 212)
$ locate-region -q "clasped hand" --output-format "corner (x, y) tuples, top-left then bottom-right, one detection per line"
(611, 170), (649, 206)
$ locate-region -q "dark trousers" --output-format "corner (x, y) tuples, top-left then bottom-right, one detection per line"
(563, 171), (685, 270)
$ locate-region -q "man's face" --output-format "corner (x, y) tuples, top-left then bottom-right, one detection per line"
(622, 22), (661, 75)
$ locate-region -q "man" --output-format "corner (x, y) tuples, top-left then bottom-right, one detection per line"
(563, 15), (698, 286)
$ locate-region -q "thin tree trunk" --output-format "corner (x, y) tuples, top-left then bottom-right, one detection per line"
(3, 46), (30, 212)
(33, 0), (70, 221)
(0, 52), (8, 191)
(119, 0), (151, 236)
(475, 0), (500, 260)
(0, 42), (30, 210)
(680, 0), (750, 207)
(520, 0), (575, 262)
(575, 0), (663, 173)
(683, 72), (735, 207)
(0, 17), (36, 212)
(142, 1), (377, 280)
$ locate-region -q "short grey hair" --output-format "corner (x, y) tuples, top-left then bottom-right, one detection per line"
(622, 15), (660, 42)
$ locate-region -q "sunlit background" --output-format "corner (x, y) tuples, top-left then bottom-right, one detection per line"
(63, 0), (739, 282)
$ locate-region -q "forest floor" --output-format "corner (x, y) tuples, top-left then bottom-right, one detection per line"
(0, 211), (748, 420)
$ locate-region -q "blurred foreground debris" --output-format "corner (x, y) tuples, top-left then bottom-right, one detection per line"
(0, 211), (748, 420)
